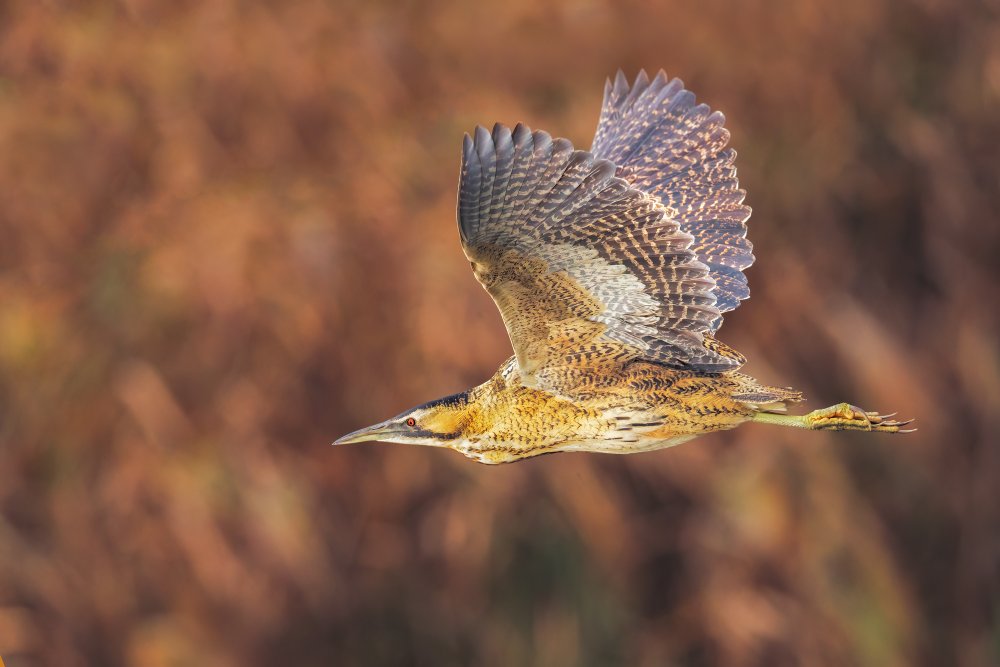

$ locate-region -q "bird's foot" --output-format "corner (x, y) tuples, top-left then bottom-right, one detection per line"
(805, 403), (914, 433)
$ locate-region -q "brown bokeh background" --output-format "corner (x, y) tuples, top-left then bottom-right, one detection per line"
(1, 1), (998, 665)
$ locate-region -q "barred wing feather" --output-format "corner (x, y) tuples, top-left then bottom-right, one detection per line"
(458, 123), (745, 387)
(592, 70), (754, 326)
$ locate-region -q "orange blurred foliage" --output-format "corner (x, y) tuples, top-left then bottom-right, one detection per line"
(0, 1), (997, 665)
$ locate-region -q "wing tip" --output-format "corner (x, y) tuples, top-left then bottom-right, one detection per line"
(492, 122), (514, 154)
(474, 124), (492, 152)
(512, 121), (532, 145)
(462, 132), (474, 160)
(613, 68), (629, 94)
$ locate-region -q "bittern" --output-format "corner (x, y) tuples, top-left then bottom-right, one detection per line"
(335, 70), (912, 464)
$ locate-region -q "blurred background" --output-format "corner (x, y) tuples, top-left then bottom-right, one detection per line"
(0, 0), (998, 665)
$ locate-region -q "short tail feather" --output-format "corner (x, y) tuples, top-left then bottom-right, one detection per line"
(732, 382), (804, 413)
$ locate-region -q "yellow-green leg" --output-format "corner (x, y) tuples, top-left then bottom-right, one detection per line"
(752, 403), (913, 433)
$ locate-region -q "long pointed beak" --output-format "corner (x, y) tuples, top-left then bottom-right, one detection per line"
(333, 419), (400, 445)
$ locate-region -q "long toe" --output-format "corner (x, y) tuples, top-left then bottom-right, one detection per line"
(870, 415), (915, 433)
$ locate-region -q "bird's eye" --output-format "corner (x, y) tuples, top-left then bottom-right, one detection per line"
(405, 417), (416, 427)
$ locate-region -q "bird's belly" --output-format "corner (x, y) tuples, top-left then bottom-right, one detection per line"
(559, 433), (700, 455)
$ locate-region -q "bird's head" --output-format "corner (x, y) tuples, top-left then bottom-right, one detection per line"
(333, 392), (473, 450)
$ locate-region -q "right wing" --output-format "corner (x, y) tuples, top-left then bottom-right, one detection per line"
(457, 123), (745, 390)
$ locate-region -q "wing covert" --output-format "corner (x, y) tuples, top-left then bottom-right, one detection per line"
(458, 124), (745, 386)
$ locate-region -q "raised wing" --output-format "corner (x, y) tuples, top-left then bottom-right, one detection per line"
(592, 70), (754, 328)
(458, 123), (745, 387)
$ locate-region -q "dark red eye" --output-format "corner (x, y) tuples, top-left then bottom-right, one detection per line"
(405, 417), (416, 427)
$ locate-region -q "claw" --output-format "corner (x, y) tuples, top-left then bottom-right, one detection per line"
(871, 415), (915, 433)
(805, 404), (915, 433)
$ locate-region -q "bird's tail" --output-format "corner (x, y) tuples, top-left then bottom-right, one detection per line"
(730, 377), (805, 413)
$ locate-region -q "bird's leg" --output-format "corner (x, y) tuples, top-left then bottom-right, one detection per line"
(752, 403), (913, 433)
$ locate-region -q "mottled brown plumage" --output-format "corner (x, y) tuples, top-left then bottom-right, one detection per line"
(335, 70), (912, 463)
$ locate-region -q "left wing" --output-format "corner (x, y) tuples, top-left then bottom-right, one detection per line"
(457, 123), (745, 389)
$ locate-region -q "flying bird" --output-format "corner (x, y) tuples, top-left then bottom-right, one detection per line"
(335, 70), (912, 464)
